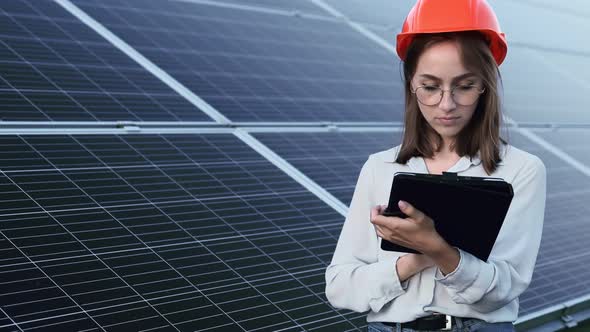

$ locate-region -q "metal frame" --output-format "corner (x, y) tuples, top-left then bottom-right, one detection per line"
(55, 0), (231, 124)
(173, 0), (341, 23)
(51, 0), (352, 219)
(516, 294), (590, 331)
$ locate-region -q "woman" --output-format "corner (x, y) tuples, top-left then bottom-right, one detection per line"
(325, 0), (547, 331)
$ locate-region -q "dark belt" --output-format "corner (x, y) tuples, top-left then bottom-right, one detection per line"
(382, 314), (454, 330)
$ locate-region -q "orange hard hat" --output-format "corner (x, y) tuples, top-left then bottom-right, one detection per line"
(396, 0), (508, 66)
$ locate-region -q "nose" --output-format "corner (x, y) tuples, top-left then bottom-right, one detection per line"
(438, 90), (456, 112)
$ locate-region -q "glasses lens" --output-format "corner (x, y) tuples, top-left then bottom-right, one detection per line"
(453, 85), (483, 106)
(414, 85), (483, 106)
(415, 86), (441, 106)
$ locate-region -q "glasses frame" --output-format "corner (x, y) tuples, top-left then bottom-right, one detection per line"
(411, 84), (486, 106)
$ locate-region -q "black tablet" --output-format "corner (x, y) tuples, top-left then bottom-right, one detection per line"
(380, 172), (514, 261)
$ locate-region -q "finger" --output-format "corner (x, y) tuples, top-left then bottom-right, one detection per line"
(398, 200), (425, 221)
(370, 205), (381, 222)
(370, 208), (389, 226)
(371, 214), (392, 227)
(374, 225), (384, 238)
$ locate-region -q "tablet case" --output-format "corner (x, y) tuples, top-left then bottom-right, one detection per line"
(380, 171), (514, 262)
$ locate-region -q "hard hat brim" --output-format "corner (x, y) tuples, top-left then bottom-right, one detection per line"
(396, 28), (508, 66)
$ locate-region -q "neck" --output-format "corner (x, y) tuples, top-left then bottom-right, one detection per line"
(430, 136), (459, 160)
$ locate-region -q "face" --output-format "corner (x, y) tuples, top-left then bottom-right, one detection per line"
(411, 41), (483, 144)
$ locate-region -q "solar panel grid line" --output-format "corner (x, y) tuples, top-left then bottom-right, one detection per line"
(1, 1), (588, 330)
(0, 231), (102, 331)
(68, 0), (402, 122)
(307, 0), (398, 55)
(267, 134), (363, 194)
(241, 125), (403, 133)
(173, 0), (328, 21)
(253, 131), (402, 205)
(534, 246), (590, 269)
(149, 134), (359, 330)
(517, 128), (590, 177)
(234, 129), (348, 216)
(12, 278), (166, 330)
(176, 0), (347, 21)
(54, 0), (230, 124)
(517, 0), (588, 21)
(0, 187), (340, 250)
(0, 230), (182, 329)
(4, 141), (248, 330)
(21, 123), (586, 134)
(0, 307), (22, 332)
(528, 49), (590, 101)
(10, 134), (360, 330)
(0, 52), (56, 121)
(1, 7), (186, 123)
(337, 126), (404, 132)
(0, 2), (204, 122)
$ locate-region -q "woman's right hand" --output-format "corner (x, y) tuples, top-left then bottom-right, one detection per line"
(396, 253), (435, 282)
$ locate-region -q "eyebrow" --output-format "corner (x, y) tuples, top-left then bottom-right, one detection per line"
(418, 73), (477, 82)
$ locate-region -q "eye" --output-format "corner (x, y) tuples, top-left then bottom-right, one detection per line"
(456, 84), (477, 91)
(421, 85), (439, 92)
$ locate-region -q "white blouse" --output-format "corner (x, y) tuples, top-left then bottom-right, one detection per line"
(325, 143), (547, 323)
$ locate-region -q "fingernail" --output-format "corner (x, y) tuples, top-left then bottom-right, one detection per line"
(398, 200), (407, 209)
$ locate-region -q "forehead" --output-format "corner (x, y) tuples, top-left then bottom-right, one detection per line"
(414, 41), (469, 80)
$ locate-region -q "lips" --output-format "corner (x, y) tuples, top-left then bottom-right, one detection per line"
(436, 116), (460, 125)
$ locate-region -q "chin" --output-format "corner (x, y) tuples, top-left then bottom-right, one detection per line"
(432, 126), (463, 138)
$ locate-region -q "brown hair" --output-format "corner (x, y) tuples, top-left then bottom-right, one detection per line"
(395, 31), (508, 175)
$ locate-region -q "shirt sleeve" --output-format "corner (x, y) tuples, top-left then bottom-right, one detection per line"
(434, 155), (547, 313)
(325, 156), (409, 313)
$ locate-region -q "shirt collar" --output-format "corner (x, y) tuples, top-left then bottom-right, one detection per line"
(378, 145), (502, 173)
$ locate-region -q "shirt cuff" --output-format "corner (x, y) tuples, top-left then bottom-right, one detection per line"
(434, 248), (495, 304)
(368, 256), (408, 312)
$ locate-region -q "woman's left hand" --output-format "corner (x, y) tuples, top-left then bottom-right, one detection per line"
(370, 200), (443, 254)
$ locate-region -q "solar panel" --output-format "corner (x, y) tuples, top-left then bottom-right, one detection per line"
(0, 134), (366, 331)
(254, 131), (402, 205)
(202, 0), (331, 16)
(1, 0), (589, 329)
(508, 131), (590, 315)
(323, 0), (414, 26)
(0, 0), (209, 121)
(518, 0), (590, 17)
(501, 48), (590, 124)
(490, 0), (590, 54)
(71, 0), (404, 122)
(533, 130), (590, 167)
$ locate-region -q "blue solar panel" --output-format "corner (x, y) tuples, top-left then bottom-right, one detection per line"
(206, 0), (331, 16)
(0, 134), (367, 331)
(490, 0), (590, 55)
(534, 130), (590, 167)
(324, 0), (414, 26)
(0, 0), (210, 121)
(254, 131), (402, 205)
(508, 131), (590, 315)
(518, 0), (590, 17)
(0, 0), (589, 330)
(72, 0), (405, 122)
(501, 48), (590, 124)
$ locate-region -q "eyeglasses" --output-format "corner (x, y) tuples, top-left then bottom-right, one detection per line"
(411, 84), (485, 106)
